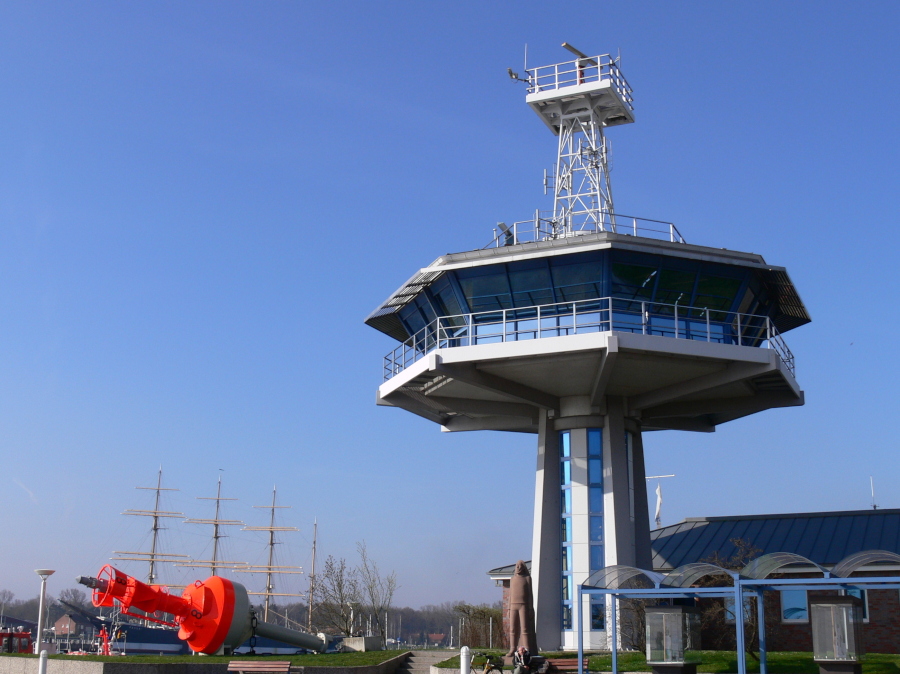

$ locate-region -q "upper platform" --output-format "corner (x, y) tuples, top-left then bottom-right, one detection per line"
(525, 53), (635, 134)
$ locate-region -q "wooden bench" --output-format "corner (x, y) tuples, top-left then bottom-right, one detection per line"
(544, 658), (589, 673)
(228, 661), (292, 674)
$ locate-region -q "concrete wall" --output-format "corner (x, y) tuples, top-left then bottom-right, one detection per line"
(340, 638), (383, 653)
(0, 661), (226, 674)
(0, 653), (410, 674)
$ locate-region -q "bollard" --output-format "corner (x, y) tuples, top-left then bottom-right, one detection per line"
(460, 646), (471, 674)
(38, 650), (48, 674)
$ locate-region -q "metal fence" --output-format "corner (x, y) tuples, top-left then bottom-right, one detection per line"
(485, 211), (686, 248)
(383, 297), (795, 381)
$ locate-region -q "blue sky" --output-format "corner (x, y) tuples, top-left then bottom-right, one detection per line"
(1, 1), (899, 609)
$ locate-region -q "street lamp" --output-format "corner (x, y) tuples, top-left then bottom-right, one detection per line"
(33, 569), (55, 654)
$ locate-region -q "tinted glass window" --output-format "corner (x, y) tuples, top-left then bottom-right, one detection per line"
(781, 590), (808, 621)
(414, 295), (436, 324)
(591, 598), (605, 630)
(430, 276), (464, 317)
(456, 269), (512, 312)
(611, 263), (656, 301)
(551, 260), (604, 301)
(589, 459), (602, 486)
(508, 265), (554, 306)
(588, 428), (602, 456)
(696, 275), (743, 313)
(399, 304), (427, 334)
(655, 269), (695, 306)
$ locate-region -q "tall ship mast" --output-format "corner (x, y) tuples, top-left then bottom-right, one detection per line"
(112, 468), (189, 584)
(236, 487), (305, 623)
(307, 518), (317, 632)
(179, 474), (246, 576)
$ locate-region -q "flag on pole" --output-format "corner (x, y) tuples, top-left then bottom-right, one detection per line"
(654, 482), (662, 528)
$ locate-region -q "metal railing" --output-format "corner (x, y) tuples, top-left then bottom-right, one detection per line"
(383, 297), (795, 381)
(485, 211), (686, 248)
(526, 54), (634, 110)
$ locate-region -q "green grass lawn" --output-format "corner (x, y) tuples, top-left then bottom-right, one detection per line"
(0, 651), (408, 666)
(435, 650), (900, 674)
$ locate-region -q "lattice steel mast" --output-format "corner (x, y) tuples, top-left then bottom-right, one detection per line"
(514, 42), (634, 238)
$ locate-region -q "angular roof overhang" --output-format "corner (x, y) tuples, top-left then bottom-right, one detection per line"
(365, 232), (811, 342)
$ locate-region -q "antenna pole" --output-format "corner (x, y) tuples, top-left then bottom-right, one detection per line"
(871, 476), (878, 510)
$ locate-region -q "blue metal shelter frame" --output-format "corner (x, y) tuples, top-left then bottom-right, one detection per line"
(575, 551), (900, 674)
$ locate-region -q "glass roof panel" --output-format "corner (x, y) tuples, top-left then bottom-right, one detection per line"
(662, 563), (735, 588)
(583, 564), (664, 589)
(740, 552), (827, 579)
(832, 550), (900, 578)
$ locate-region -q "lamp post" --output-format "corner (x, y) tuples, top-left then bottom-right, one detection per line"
(33, 569), (55, 654)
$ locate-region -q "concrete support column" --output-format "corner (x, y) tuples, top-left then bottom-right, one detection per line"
(601, 397), (650, 569)
(531, 409), (561, 652)
(631, 430), (652, 569)
(532, 396), (651, 652)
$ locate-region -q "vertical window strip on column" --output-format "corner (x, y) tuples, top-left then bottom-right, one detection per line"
(587, 429), (605, 627)
(560, 430), (573, 631)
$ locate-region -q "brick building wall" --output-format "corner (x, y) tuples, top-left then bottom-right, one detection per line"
(699, 584), (900, 654)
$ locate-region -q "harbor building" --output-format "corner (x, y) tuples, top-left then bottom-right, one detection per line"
(365, 46), (810, 650)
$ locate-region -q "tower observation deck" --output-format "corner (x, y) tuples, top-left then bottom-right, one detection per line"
(365, 45), (810, 651)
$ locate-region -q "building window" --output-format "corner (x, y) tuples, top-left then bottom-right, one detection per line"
(587, 429), (604, 616)
(781, 590), (808, 622)
(562, 604), (572, 630)
(591, 598), (605, 630)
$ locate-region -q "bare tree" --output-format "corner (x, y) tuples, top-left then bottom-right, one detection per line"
(0, 590), (14, 623)
(58, 589), (89, 610)
(314, 555), (361, 636)
(454, 602), (504, 649)
(356, 541), (397, 646)
(698, 538), (766, 659)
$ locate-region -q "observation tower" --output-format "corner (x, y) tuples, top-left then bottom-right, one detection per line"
(365, 45), (810, 651)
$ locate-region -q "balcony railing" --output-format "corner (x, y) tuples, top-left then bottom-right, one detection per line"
(485, 212), (686, 249)
(383, 297), (795, 382)
(526, 54), (634, 110)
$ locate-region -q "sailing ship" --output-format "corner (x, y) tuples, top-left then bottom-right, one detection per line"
(67, 470), (318, 655)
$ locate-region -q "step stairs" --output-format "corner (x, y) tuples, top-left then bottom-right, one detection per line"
(396, 650), (454, 674)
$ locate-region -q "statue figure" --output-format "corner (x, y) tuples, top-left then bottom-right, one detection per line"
(505, 560), (537, 656)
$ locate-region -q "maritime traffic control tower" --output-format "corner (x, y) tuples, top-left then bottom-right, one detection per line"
(365, 45), (810, 650)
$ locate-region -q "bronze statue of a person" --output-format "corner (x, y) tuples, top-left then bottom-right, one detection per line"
(505, 560), (537, 656)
